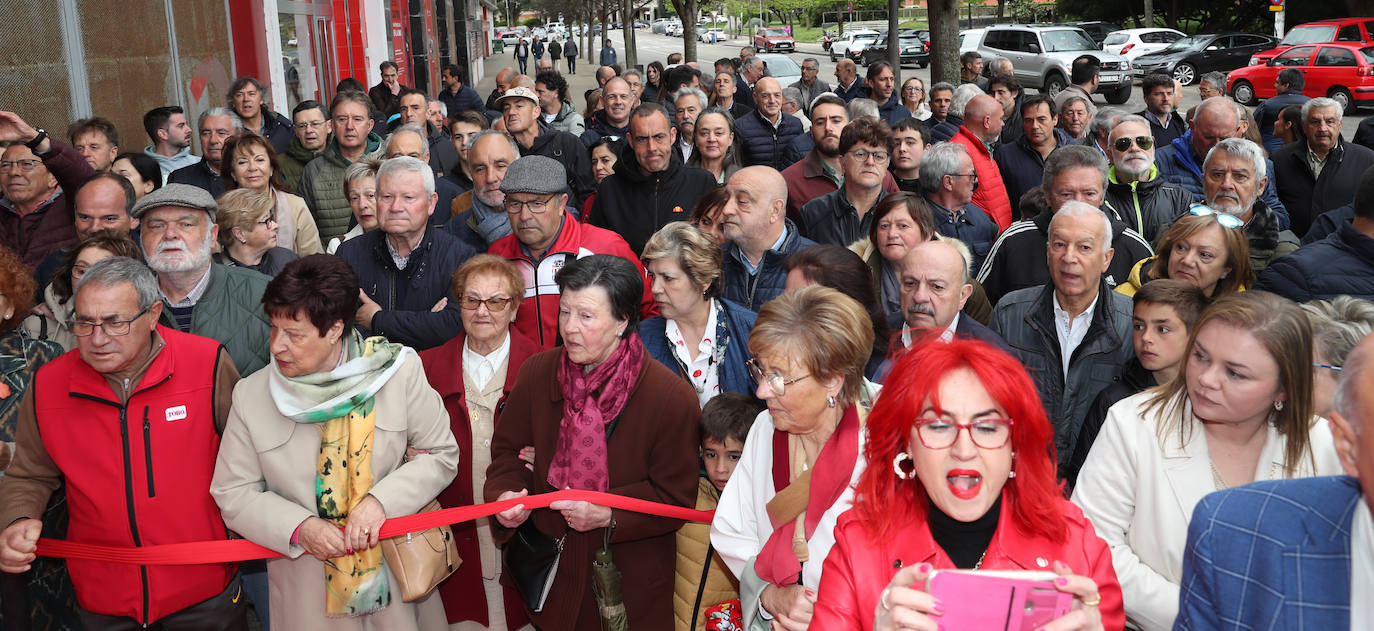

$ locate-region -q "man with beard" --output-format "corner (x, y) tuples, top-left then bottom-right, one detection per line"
(674, 87), (707, 163)
(228, 77), (293, 154)
(589, 104), (716, 254)
(1137, 73), (1186, 149)
(499, 86), (594, 206)
(864, 62), (911, 126)
(1104, 115), (1191, 243)
(1272, 97), (1374, 237)
(734, 77), (804, 169)
(446, 130), (516, 252)
(169, 108), (241, 198)
(894, 238), (1007, 351)
(279, 100), (330, 193)
(437, 64), (485, 119)
(995, 95), (1072, 210)
(799, 117), (893, 246)
(133, 184), (271, 375)
(1202, 137), (1299, 274)
(536, 71), (584, 136)
(959, 51), (989, 92)
(781, 94), (899, 220)
(582, 77), (634, 145)
(142, 106), (199, 182)
(921, 143), (999, 272)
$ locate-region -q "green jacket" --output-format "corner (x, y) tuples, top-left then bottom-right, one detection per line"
(298, 132), (383, 241)
(279, 135), (322, 194)
(159, 264), (272, 376)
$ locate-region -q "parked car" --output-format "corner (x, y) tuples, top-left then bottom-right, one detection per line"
(1134, 32), (1279, 85)
(1228, 42), (1374, 113)
(830, 29), (882, 62)
(667, 21), (684, 37)
(699, 27), (725, 42)
(757, 53), (803, 88)
(546, 21), (565, 34)
(976, 24), (1134, 103)
(532, 27), (548, 41)
(1102, 27), (1186, 61)
(652, 18), (672, 33)
(959, 28), (985, 53)
(498, 30), (521, 45)
(754, 28), (795, 52)
(1072, 21), (1124, 46)
(1250, 18), (1374, 65)
(862, 32), (930, 68)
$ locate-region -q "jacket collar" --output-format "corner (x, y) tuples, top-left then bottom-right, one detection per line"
(424, 330), (540, 398)
(1335, 220), (1374, 264)
(612, 138), (682, 182)
(1024, 278), (1121, 350)
(899, 493), (1070, 570)
(1157, 392), (1292, 516)
(367, 224), (436, 271)
(68, 326), (175, 402)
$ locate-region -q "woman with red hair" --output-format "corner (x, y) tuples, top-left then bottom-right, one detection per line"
(809, 336), (1124, 631)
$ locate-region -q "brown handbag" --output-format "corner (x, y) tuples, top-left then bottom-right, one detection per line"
(380, 500), (462, 602)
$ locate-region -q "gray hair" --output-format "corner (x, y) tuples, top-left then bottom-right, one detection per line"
(343, 157), (381, 194)
(387, 123), (430, 157)
(1302, 97), (1343, 125)
(674, 87), (708, 112)
(932, 234), (973, 284)
(1198, 71), (1227, 90)
(1050, 200), (1113, 246)
(847, 98), (879, 121)
(198, 107), (244, 132)
(377, 155), (436, 198)
(1203, 138), (1267, 188)
(741, 56), (764, 73)
(431, 98), (448, 118)
(1059, 94), (1095, 120)
(989, 57), (1014, 75)
(781, 86), (803, 108)
(76, 256), (161, 311)
(919, 142), (971, 195)
(1093, 107), (1128, 137)
(1192, 96), (1240, 126)
(1304, 297), (1374, 372)
(929, 81), (956, 97)
(467, 128), (519, 155)
(802, 57), (820, 68)
(1042, 144), (1108, 193)
(1333, 333), (1374, 431)
(623, 68), (644, 83)
(949, 84), (984, 118)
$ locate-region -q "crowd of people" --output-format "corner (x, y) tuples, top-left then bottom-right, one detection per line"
(0, 36), (1369, 631)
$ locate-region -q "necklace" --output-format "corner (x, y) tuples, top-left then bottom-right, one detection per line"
(972, 549), (988, 570)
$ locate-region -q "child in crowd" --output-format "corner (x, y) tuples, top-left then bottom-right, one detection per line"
(674, 393), (761, 631)
(1064, 279), (1207, 488)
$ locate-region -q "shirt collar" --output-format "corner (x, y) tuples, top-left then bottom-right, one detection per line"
(462, 332), (512, 390)
(161, 265), (213, 308)
(1052, 290), (1099, 324)
(900, 312), (960, 347)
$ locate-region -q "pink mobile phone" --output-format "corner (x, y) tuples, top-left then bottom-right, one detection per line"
(925, 570), (1073, 630)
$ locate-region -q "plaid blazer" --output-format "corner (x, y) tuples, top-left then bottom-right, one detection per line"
(1175, 475), (1360, 631)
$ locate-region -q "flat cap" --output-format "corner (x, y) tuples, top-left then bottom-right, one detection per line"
(130, 183), (218, 220)
(500, 155), (568, 196)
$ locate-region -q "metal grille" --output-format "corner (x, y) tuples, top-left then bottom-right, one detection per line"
(0, 2), (69, 136)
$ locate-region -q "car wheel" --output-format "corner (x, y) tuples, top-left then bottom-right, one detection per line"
(1172, 62), (1197, 86)
(1042, 72), (1066, 97)
(1105, 84), (1131, 105)
(1329, 86), (1355, 114)
(1232, 80), (1257, 106)
(829, 48), (836, 62)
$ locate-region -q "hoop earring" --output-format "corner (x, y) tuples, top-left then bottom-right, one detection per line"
(1273, 400), (1284, 411)
(892, 452), (913, 480)
(827, 395), (837, 408)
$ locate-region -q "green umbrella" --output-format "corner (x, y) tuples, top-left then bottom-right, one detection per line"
(591, 530), (628, 631)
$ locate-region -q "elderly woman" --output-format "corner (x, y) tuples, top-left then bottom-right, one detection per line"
(900, 77), (931, 121)
(210, 254), (459, 630)
(213, 188), (299, 277)
(0, 245), (72, 631)
(418, 254), (540, 630)
(782, 245), (891, 382)
(112, 152), (162, 199)
(1302, 296), (1374, 419)
(1118, 209), (1252, 298)
(486, 254), (700, 631)
(688, 107), (743, 184)
(809, 337), (1124, 631)
(1058, 95), (1094, 141)
(1073, 291), (1344, 630)
(221, 131), (323, 255)
(24, 230), (142, 351)
(689, 185), (730, 244)
(639, 222), (757, 406)
(711, 286), (878, 631)
(327, 158), (382, 254)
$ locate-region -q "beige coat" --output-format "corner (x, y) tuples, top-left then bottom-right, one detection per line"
(210, 352), (459, 630)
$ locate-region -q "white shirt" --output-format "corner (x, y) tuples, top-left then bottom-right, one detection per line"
(1053, 292), (1099, 377)
(664, 299), (721, 407)
(462, 332), (511, 391)
(1353, 495), (1373, 629)
(900, 313), (959, 348)
(678, 138), (694, 163)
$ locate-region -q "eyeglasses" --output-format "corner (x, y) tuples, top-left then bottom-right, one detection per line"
(746, 358), (808, 397)
(1112, 136), (1155, 152)
(0, 159), (43, 173)
(297, 120), (327, 129)
(914, 418), (1015, 450)
(903, 86), (924, 92)
(503, 195), (558, 214)
(1313, 363), (1343, 371)
(458, 295), (513, 312)
(847, 148), (889, 163)
(949, 172), (979, 181)
(256, 212), (278, 227)
(71, 304), (151, 337)
(1189, 205), (1243, 229)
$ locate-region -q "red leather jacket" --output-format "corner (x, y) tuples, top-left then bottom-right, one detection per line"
(811, 495), (1125, 630)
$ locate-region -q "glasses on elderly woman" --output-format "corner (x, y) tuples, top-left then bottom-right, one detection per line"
(458, 295), (513, 312)
(746, 358), (808, 397)
(914, 417), (1014, 449)
(1189, 204), (1243, 229)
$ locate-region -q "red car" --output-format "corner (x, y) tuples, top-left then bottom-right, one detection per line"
(753, 28), (795, 52)
(1228, 42), (1374, 113)
(1249, 18), (1374, 65)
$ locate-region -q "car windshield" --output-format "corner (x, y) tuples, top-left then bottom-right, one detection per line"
(1043, 29), (1098, 52)
(1280, 25), (1337, 46)
(856, 33), (879, 42)
(764, 29), (788, 37)
(762, 55), (800, 76)
(1161, 36), (1204, 52)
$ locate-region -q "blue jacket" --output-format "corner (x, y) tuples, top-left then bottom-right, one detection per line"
(639, 299), (758, 398)
(925, 196), (998, 273)
(734, 109), (805, 170)
(871, 92), (912, 127)
(1252, 89), (1310, 153)
(1176, 476), (1359, 631)
(992, 128), (1073, 212)
(599, 46), (617, 66)
(834, 77), (866, 102)
(1302, 204), (1354, 244)
(720, 219), (816, 311)
(336, 226), (478, 350)
(1153, 132), (1290, 230)
(1254, 219), (1374, 303)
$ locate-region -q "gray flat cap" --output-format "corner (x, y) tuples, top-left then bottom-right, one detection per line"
(499, 155), (568, 196)
(130, 183), (218, 220)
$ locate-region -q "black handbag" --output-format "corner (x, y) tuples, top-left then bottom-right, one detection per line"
(503, 520), (565, 613)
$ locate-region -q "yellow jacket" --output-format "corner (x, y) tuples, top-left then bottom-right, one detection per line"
(674, 477), (740, 631)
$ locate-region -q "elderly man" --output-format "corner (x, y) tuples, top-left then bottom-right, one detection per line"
(790, 58), (831, 116)
(384, 123), (463, 222)
(989, 201), (1134, 477)
(1176, 334), (1374, 629)
(864, 61), (911, 126)
(1083, 106), (1126, 157)
(228, 76), (293, 154)
(485, 67), (516, 112)
(891, 118), (929, 192)
(1155, 97), (1290, 228)
(279, 100), (330, 193)
(582, 76), (634, 145)
(1204, 138), (1300, 274)
(977, 145), (1153, 304)
(132, 184), (272, 374)
(781, 87), (810, 133)
(674, 87), (707, 163)
(1272, 98), (1374, 237)
(995, 95), (1073, 209)
(1257, 164), (1374, 302)
(67, 117), (120, 172)
(299, 90), (385, 241)
(0, 110), (95, 267)
(736, 56), (766, 110)
(142, 105), (198, 182)
(781, 94), (899, 221)
(893, 238), (1008, 350)
(336, 156), (476, 350)
(446, 130), (516, 252)
(721, 166), (817, 311)
(833, 58), (865, 102)
(0, 256), (247, 630)
(488, 155), (651, 348)
(168, 107), (240, 198)
(590, 103), (716, 254)
(734, 76), (805, 170)
(498, 86), (594, 206)
(1105, 115), (1191, 243)
(920, 142), (1000, 271)
(1253, 68), (1311, 152)
(1137, 73), (1186, 148)
(622, 69), (646, 105)
(952, 94), (1014, 229)
(799, 118), (893, 246)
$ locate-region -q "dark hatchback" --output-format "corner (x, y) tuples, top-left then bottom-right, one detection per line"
(862, 33), (930, 68)
(1133, 32), (1279, 85)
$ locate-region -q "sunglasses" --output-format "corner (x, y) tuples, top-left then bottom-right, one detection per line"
(1189, 204), (1243, 229)
(1112, 136), (1154, 152)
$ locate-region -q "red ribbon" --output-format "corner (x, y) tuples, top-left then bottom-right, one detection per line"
(36, 490), (715, 566)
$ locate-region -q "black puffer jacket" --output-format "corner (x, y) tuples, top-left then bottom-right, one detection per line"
(1104, 166), (1192, 244)
(1065, 358), (1156, 490)
(588, 147), (717, 255)
(733, 109), (804, 170)
(257, 110), (295, 155)
(1254, 220), (1374, 303)
(580, 110), (632, 146)
(519, 122), (595, 207)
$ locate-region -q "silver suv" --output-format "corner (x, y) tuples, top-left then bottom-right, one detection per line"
(976, 24), (1134, 104)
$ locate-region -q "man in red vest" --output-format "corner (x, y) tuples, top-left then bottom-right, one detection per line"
(0, 256), (246, 629)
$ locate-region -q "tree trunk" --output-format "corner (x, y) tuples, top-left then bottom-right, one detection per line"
(683, 0), (699, 62)
(1167, 0), (1177, 29)
(624, 0), (638, 69)
(928, 0), (959, 85)
(1143, 0), (1153, 26)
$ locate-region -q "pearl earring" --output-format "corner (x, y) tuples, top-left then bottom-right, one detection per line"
(826, 395), (836, 408)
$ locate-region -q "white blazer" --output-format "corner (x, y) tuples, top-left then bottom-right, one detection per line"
(1071, 391), (1342, 631)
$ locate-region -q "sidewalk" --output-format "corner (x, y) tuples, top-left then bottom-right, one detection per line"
(475, 44), (617, 110)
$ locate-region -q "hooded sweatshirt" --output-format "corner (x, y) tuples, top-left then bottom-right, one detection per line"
(143, 145), (200, 184)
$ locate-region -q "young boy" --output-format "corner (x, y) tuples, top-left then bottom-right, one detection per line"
(674, 393), (761, 631)
(1065, 279), (1206, 488)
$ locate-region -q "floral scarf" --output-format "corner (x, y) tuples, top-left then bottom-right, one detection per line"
(547, 334), (645, 491)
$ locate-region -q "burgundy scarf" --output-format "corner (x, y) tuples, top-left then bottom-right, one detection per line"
(755, 404), (862, 586)
(547, 334), (645, 491)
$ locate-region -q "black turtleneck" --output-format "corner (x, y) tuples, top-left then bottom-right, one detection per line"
(928, 496), (1001, 569)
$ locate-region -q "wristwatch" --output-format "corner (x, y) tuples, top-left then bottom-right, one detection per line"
(24, 128), (48, 152)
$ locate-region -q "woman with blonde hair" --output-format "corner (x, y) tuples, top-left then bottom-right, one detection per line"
(220, 131), (323, 255)
(214, 188), (299, 277)
(1118, 210), (1252, 298)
